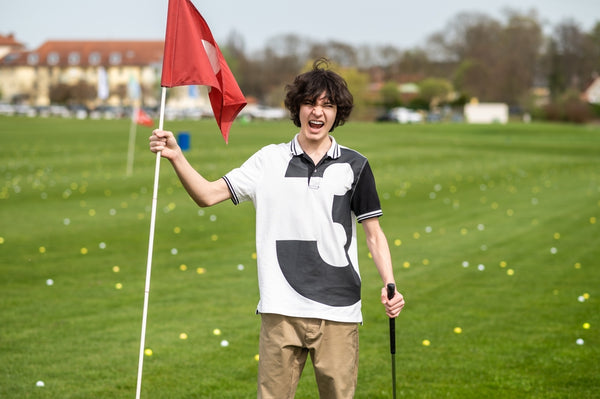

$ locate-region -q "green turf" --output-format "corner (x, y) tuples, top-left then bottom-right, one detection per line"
(0, 117), (598, 398)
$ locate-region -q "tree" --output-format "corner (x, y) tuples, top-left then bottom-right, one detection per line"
(545, 19), (589, 96)
(418, 78), (453, 108)
(497, 9), (543, 104)
(379, 82), (402, 110)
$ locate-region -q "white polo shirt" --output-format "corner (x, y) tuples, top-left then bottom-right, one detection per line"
(223, 134), (382, 323)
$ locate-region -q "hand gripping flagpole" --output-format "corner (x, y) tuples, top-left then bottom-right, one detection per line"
(135, 86), (167, 399)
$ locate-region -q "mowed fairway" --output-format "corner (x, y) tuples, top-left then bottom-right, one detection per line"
(1, 117), (598, 398)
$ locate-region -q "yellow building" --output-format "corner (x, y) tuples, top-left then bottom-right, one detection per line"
(0, 36), (209, 111)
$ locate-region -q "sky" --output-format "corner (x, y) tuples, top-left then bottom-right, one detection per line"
(1, 0), (598, 52)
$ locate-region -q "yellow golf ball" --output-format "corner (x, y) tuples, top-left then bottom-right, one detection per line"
(454, 327), (462, 334)
(144, 349), (153, 356)
(583, 323), (590, 330)
(179, 333), (188, 340)
(422, 339), (431, 346)
(213, 328), (221, 336)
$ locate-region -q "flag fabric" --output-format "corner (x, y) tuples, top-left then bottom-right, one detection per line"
(135, 108), (154, 127)
(97, 66), (109, 100)
(128, 76), (142, 101)
(161, 0), (247, 143)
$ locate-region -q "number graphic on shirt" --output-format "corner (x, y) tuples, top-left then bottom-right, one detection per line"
(276, 158), (361, 307)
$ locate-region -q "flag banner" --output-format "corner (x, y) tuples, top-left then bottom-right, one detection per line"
(161, 0), (247, 143)
(97, 66), (109, 100)
(135, 108), (154, 127)
(128, 76), (142, 101)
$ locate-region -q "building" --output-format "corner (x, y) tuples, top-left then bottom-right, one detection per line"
(0, 37), (209, 110)
(0, 33), (25, 59)
(582, 76), (600, 104)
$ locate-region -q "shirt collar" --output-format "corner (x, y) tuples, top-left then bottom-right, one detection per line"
(290, 133), (341, 159)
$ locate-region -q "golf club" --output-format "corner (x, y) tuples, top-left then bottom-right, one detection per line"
(387, 283), (396, 399)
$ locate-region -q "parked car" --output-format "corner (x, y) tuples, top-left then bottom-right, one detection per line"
(377, 107), (422, 124)
(239, 104), (287, 121)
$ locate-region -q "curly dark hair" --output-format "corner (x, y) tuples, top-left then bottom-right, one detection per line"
(284, 58), (353, 132)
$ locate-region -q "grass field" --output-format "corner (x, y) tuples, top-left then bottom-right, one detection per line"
(0, 116), (598, 398)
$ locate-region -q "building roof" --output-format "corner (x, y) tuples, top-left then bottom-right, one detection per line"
(0, 33), (24, 48)
(0, 40), (164, 67)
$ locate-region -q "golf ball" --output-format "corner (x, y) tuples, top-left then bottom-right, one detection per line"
(422, 339), (431, 346)
(46, 279), (54, 286)
(576, 338), (584, 346)
(220, 340), (229, 347)
(454, 327), (462, 334)
(213, 328), (221, 336)
(583, 323), (590, 329)
(179, 333), (188, 340)
(36, 380), (45, 387)
(144, 349), (153, 356)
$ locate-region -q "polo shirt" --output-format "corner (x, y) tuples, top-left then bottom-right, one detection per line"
(223, 134), (382, 323)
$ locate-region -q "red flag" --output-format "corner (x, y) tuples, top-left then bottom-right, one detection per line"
(161, 0), (247, 143)
(135, 108), (154, 127)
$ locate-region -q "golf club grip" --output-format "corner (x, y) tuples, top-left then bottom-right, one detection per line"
(387, 283), (396, 354)
(386, 283), (395, 300)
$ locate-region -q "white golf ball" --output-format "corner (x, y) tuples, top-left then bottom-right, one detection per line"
(576, 338), (584, 345)
(36, 380), (45, 387)
(46, 279), (54, 286)
(220, 340), (229, 347)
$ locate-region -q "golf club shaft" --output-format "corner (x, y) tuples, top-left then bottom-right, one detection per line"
(387, 283), (396, 399)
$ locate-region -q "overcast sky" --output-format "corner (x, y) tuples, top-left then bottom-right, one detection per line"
(1, 0), (598, 52)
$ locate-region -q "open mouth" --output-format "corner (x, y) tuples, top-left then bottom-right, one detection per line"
(309, 120), (325, 129)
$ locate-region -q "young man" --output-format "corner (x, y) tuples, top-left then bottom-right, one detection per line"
(149, 59), (405, 399)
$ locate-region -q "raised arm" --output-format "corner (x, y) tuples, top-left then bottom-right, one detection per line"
(149, 129), (231, 207)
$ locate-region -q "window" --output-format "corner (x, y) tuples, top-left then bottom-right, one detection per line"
(27, 53), (39, 65)
(68, 52), (80, 65)
(109, 52), (122, 65)
(89, 52), (101, 65)
(47, 52), (60, 65)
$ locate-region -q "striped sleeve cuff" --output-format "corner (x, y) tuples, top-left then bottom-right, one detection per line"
(222, 176), (239, 205)
(356, 210), (383, 223)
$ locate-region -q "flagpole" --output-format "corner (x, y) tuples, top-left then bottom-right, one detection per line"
(135, 86), (167, 399)
(126, 104), (139, 177)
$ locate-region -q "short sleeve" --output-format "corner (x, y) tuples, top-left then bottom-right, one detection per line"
(351, 161), (382, 222)
(223, 146), (269, 205)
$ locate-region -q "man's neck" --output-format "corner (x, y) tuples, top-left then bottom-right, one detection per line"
(298, 135), (332, 165)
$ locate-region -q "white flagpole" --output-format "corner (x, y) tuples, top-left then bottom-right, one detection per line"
(135, 86), (167, 399)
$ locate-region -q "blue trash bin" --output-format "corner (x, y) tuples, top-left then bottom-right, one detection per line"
(178, 132), (190, 151)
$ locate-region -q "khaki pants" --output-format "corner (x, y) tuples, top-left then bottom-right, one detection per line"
(257, 313), (359, 399)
